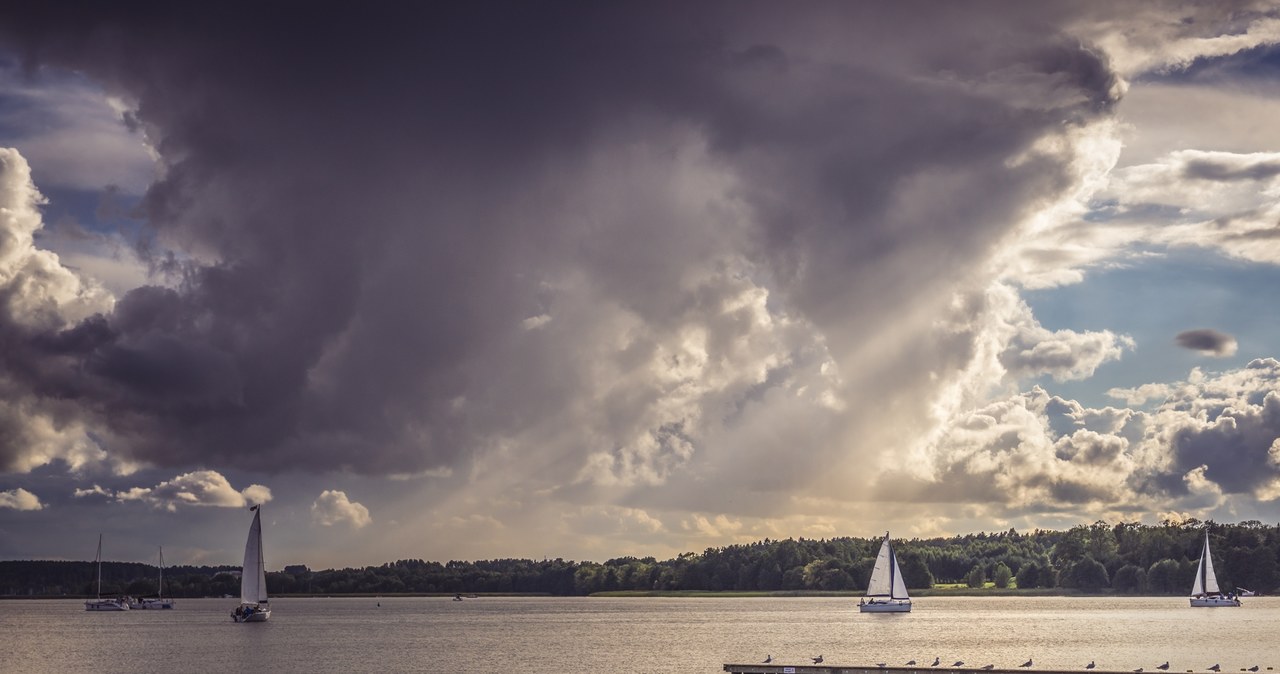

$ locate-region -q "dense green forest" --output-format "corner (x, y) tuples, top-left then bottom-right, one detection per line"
(4, 519), (1278, 597)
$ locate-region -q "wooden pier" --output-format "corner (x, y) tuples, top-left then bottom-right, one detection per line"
(725, 667), (1190, 674)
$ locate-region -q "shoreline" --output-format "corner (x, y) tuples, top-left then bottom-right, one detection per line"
(2, 589), (1254, 599)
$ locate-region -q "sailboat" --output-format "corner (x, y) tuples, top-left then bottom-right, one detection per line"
(231, 504), (272, 622)
(131, 546), (175, 609)
(84, 534), (130, 611)
(860, 531), (911, 613)
(1190, 530), (1240, 607)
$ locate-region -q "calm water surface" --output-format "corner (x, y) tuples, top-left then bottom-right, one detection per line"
(4, 596), (1279, 673)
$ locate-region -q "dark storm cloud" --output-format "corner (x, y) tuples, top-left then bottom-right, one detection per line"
(0, 2), (1126, 480)
(1169, 390), (1280, 495)
(1183, 158), (1280, 182)
(1175, 328), (1238, 356)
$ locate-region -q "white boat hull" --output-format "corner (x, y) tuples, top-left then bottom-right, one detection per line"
(85, 599), (130, 611)
(232, 604), (271, 622)
(1190, 595), (1240, 607)
(131, 598), (175, 609)
(860, 600), (911, 613)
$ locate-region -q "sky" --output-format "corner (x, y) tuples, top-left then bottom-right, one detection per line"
(2, 2), (1280, 570)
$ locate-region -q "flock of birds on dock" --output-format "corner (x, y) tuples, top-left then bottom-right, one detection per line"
(756, 655), (1270, 671)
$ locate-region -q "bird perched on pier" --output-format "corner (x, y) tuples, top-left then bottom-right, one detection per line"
(1209, 665), (1220, 672)
(982, 665), (994, 671)
(1134, 669), (1143, 673)
(1022, 660), (1034, 668)
(1248, 667), (1259, 672)
(954, 662), (965, 667)
(879, 663), (888, 669)
(907, 661), (917, 666)
(933, 658), (942, 667)
(1158, 663), (1170, 671)
(1086, 663), (1096, 670)
(813, 656), (824, 664)
(762, 655), (772, 664)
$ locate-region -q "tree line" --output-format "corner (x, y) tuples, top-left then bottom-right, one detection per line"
(4, 519), (1277, 597)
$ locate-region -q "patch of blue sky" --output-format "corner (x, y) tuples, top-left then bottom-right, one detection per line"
(1138, 43), (1280, 85)
(1023, 248), (1280, 409)
(32, 183), (147, 240)
(0, 51), (155, 197)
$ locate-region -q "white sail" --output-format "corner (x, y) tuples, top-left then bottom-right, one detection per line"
(866, 533), (909, 599)
(241, 507), (268, 604)
(890, 545), (909, 599)
(1191, 531), (1219, 596)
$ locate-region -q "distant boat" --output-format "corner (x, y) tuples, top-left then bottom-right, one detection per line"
(130, 546), (175, 609)
(231, 505), (272, 622)
(85, 534), (130, 612)
(1237, 588), (1258, 597)
(1190, 530), (1240, 607)
(859, 531), (911, 613)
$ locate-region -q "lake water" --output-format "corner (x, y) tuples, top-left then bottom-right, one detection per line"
(3, 596), (1279, 673)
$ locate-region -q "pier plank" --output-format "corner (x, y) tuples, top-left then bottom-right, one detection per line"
(726, 667), (1148, 674)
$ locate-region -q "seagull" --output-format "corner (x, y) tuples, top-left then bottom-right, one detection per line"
(813, 656), (825, 665)
(1158, 664), (1170, 671)
(1248, 668), (1259, 672)
(907, 661), (917, 667)
(762, 655), (772, 664)
(1022, 660), (1034, 668)
(1209, 666), (1220, 672)
(1086, 664), (1096, 671)
(954, 662), (965, 668)
(1134, 669), (1143, 673)
(879, 664), (888, 669)
(933, 658), (942, 667)
(982, 665), (995, 671)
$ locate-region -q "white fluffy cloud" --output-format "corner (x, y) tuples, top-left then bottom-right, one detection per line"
(311, 490), (371, 528)
(113, 470), (271, 511)
(909, 358), (1280, 522)
(0, 148), (114, 327)
(0, 487), (43, 511)
(0, 148), (127, 475)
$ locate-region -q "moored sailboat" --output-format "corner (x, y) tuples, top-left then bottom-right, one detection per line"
(859, 531), (911, 613)
(1190, 529), (1240, 607)
(130, 546), (175, 609)
(231, 504), (272, 622)
(84, 534), (130, 611)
